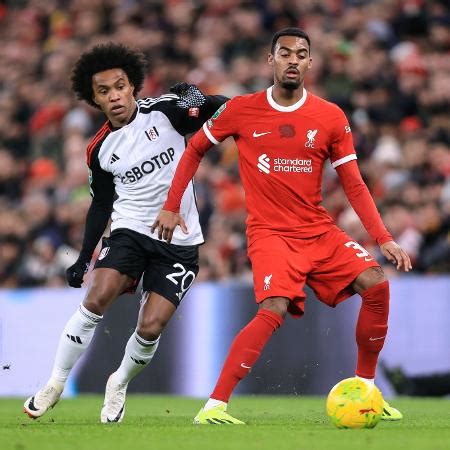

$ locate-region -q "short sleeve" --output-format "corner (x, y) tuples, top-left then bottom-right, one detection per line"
(202, 99), (238, 145)
(329, 106), (357, 169)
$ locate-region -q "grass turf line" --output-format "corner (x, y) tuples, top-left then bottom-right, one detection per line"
(1, 396), (449, 450)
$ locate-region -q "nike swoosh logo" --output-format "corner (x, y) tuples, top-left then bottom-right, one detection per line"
(253, 131), (271, 138)
(369, 336), (385, 341)
(364, 257), (374, 262)
(240, 363), (251, 369)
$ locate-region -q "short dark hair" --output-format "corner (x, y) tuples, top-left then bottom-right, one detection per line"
(271, 28), (311, 54)
(71, 42), (147, 108)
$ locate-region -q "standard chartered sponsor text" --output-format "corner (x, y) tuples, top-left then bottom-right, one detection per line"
(273, 157), (312, 173)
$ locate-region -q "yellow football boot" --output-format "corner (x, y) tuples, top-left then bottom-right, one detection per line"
(381, 400), (403, 421)
(193, 403), (245, 425)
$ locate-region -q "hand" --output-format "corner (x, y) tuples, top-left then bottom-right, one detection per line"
(151, 209), (188, 244)
(170, 82), (206, 109)
(66, 260), (90, 288)
(380, 241), (412, 272)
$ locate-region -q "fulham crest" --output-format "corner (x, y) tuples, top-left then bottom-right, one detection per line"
(145, 126), (159, 141)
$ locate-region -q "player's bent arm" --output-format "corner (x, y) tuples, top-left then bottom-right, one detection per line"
(336, 160), (412, 271)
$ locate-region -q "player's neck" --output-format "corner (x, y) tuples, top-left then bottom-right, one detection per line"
(271, 83), (305, 107)
(108, 103), (138, 129)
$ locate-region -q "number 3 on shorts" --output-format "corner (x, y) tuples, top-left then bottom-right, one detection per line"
(166, 263), (196, 300)
(344, 241), (373, 262)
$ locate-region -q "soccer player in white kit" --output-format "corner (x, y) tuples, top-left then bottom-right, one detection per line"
(23, 43), (227, 423)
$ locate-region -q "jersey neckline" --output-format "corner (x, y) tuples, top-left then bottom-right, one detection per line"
(109, 102), (139, 131)
(266, 86), (308, 112)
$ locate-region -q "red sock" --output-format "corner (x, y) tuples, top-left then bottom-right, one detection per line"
(211, 309), (283, 402)
(355, 280), (390, 379)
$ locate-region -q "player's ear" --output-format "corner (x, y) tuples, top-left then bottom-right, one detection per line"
(268, 53), (274, 66)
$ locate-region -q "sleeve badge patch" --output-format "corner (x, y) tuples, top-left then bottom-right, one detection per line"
(212, 102), (227, 119)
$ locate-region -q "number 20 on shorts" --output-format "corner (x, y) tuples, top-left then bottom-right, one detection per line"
(166, 263), (196, 300)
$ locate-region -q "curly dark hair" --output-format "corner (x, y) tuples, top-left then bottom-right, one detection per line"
(71, 42), (147, 108)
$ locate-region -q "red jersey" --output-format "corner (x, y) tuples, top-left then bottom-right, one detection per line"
(165, 87), (392, 246)
(202, 88), (354, 243)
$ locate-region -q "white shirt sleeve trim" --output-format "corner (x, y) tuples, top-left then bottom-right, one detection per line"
(202, 122), (220, 145)
(332, 153), (357, 169)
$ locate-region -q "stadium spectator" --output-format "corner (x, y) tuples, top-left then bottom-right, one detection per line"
(0, 0), (448, 288)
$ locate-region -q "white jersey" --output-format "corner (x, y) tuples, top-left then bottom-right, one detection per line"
(86, 94), (226, 246)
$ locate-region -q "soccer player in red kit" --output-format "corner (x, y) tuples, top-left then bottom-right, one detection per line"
(152, 27), (412, 424)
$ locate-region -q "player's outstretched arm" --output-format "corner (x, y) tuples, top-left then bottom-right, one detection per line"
(152, 125), (213, 243)
(151, 210), (188, 244)
(380, 241), (412, 272)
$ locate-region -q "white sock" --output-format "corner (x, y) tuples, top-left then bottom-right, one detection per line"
(50, 304), (102, 383)
(204, 398), (227, 411)
(356, 375), (375, 385)
(114, 331), (160, 385)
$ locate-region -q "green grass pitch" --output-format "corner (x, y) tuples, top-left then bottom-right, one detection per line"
(1, 396), (449, 450)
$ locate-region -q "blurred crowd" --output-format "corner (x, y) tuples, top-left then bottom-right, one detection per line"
(0, 0), (448, 287)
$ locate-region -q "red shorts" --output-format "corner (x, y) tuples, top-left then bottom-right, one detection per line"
(248, 226), (379, 317)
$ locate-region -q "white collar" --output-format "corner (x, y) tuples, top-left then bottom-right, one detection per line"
(266, 86), (308, 112)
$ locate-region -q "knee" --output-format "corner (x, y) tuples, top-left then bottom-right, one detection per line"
(368, 270), (388, 288)
(259, 296), (289, 319)
(83, 283), (116, 315)
(137, 315), (167, 341)
(363, 278), (390, 300)
(354, 267), (388, 293)
(361, 279), (390, 317)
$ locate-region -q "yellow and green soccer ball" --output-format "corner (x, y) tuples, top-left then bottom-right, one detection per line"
(326, 377), (383, 429)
